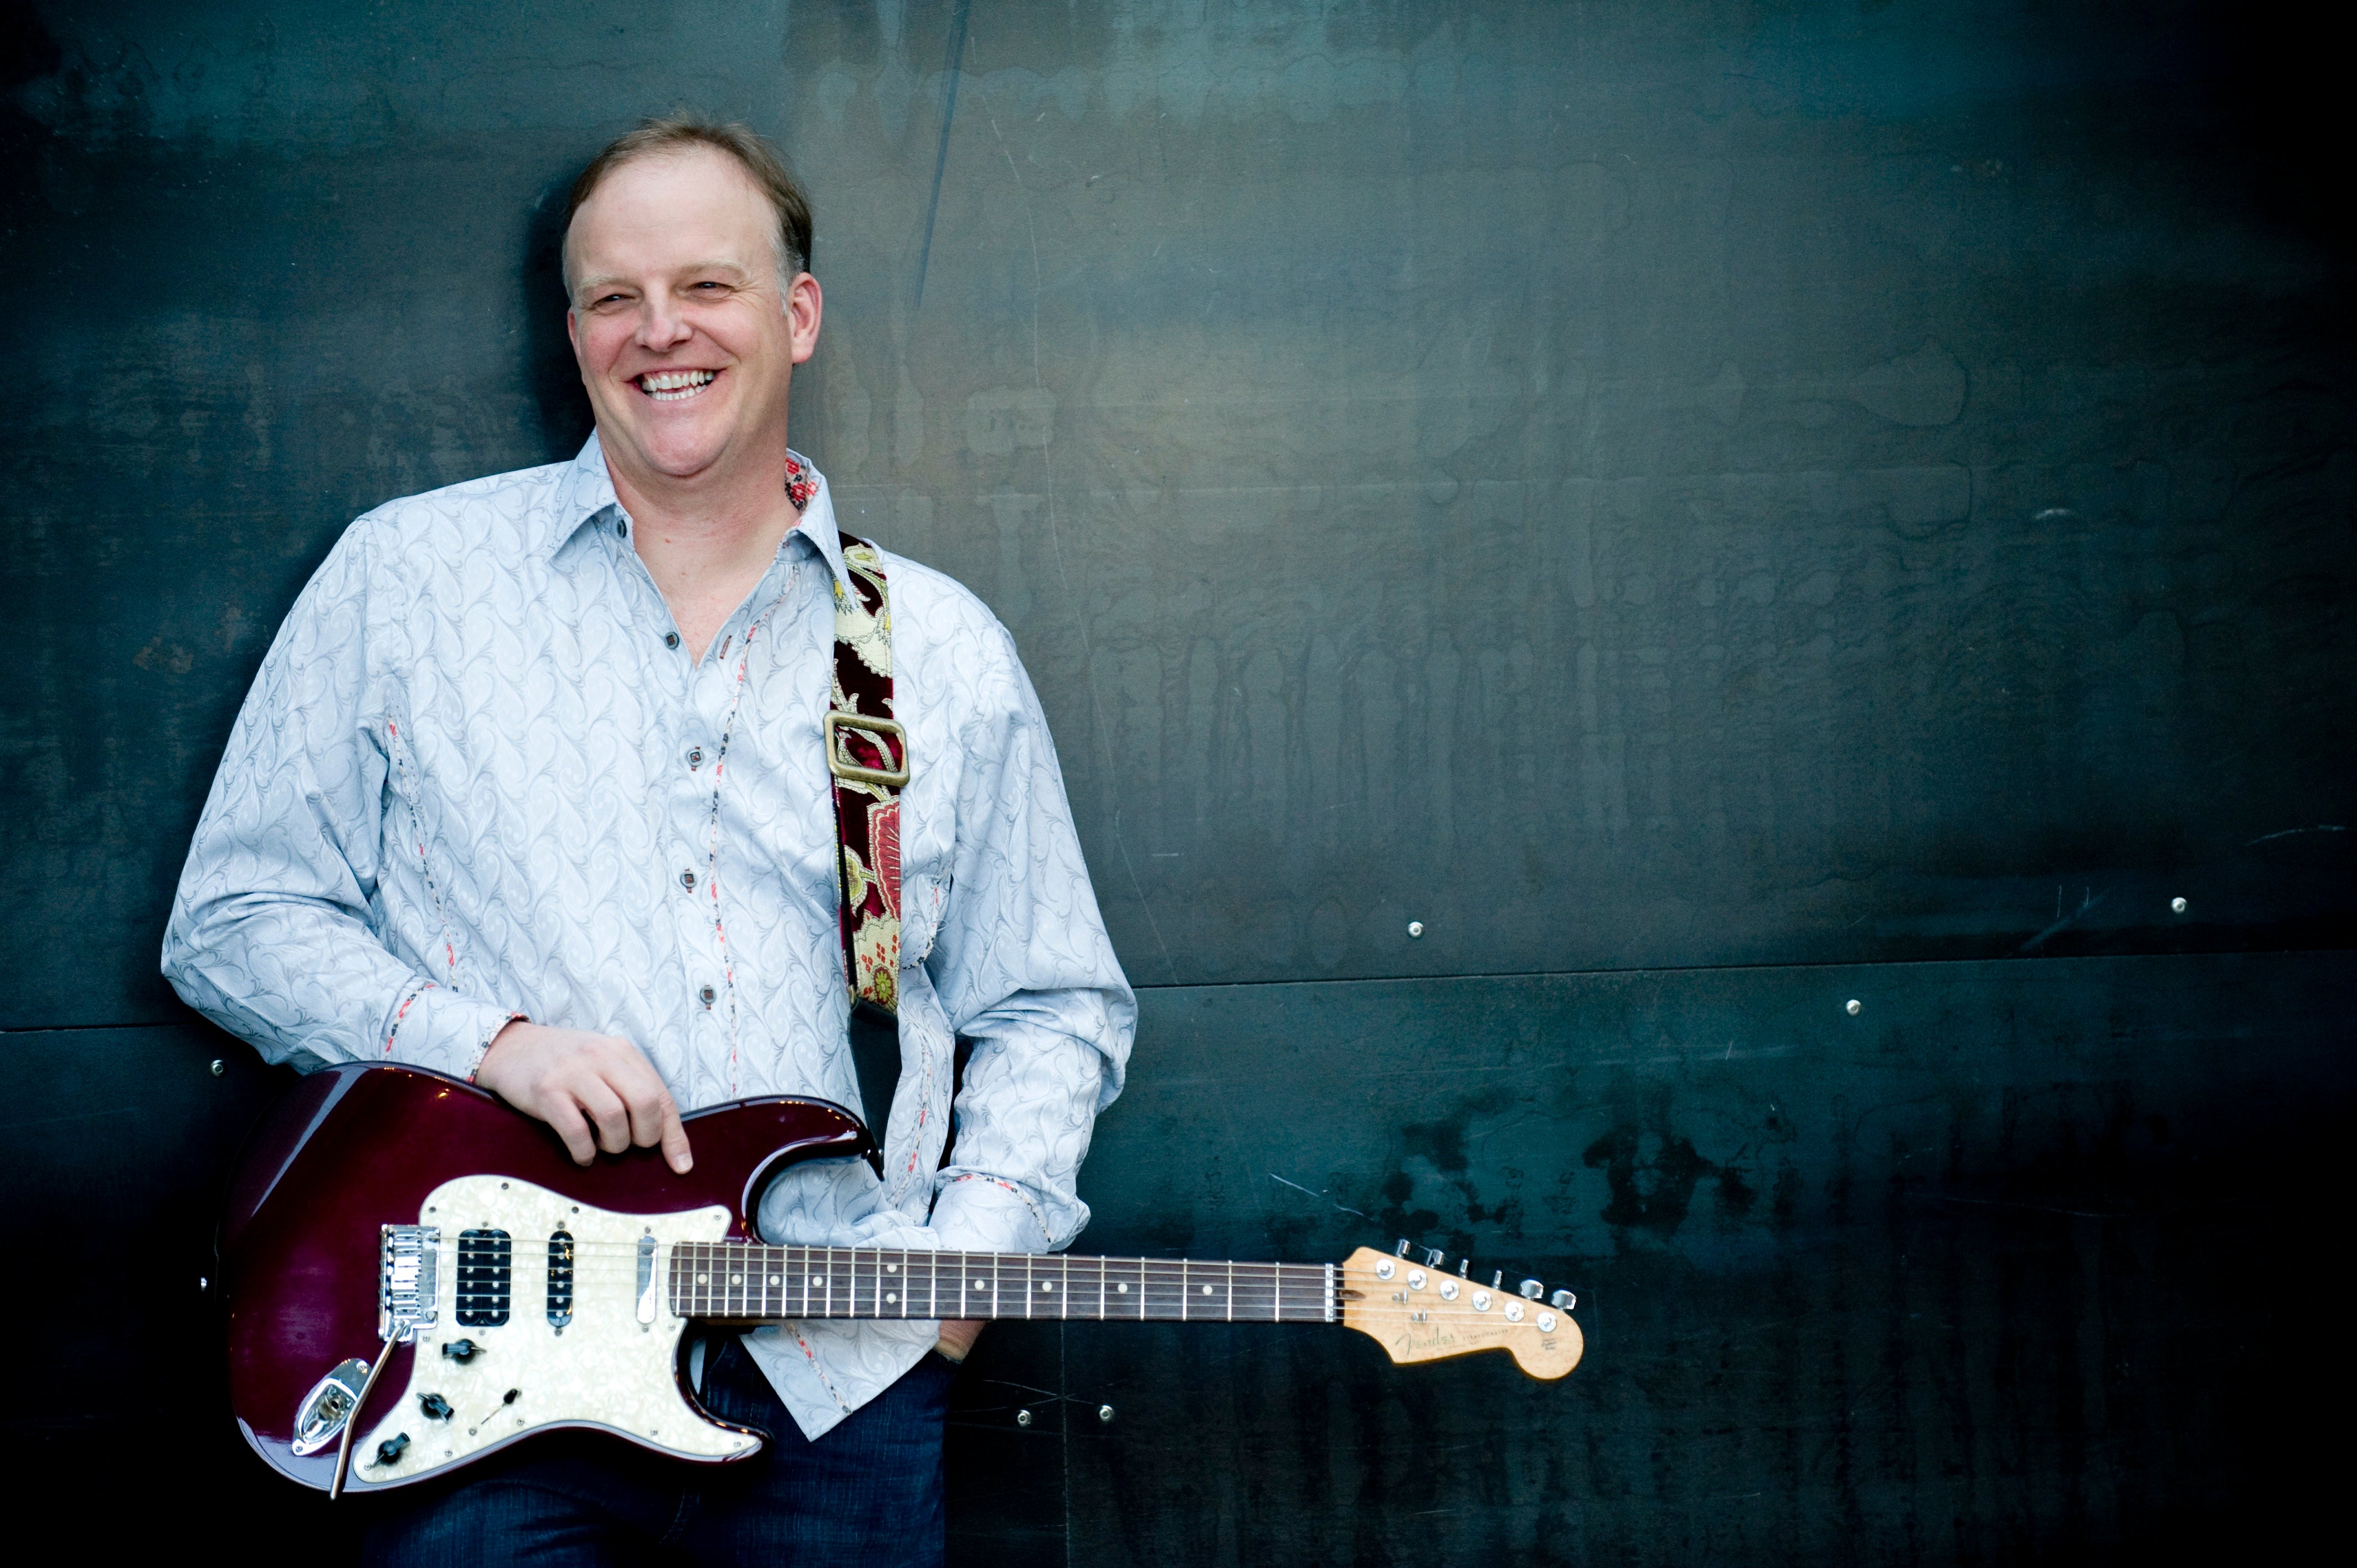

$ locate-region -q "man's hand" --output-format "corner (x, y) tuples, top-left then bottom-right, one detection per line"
(935, 1319), (984, 1363)
(475, 1022), (693, 1173)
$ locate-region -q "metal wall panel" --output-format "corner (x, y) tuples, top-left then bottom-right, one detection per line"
(3, 1), (2349, 1027)
(4, 954), (2345, 1561)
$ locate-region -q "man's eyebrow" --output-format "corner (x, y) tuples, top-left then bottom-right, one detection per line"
(572, 260), (755, 297)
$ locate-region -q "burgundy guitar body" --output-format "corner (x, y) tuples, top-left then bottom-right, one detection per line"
(221, 1062), (867, 1493)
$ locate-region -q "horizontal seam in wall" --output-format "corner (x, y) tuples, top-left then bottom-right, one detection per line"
(1126, 945), (2347, 993)
(4, 946), (2346, 1031)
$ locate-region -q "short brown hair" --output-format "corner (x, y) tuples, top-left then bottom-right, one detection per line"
(561, 116), (814, 298)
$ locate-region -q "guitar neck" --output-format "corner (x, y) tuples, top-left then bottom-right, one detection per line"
(669, 1242), (1337, 1324)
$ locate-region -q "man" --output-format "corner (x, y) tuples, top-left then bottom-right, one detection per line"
(162, 118), (1134, 1566)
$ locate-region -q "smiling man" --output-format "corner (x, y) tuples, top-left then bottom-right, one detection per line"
(163, 119), (1134, 1566)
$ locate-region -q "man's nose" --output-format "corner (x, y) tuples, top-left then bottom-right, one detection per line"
(636, 296), (693, 352)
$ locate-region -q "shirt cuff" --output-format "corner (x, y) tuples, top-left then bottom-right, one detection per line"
(379, 982), (523, 1082)
(929, 1174), (1055, 1255)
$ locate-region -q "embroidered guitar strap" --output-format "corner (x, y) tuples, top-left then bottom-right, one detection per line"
(825, 527), (908, 1154)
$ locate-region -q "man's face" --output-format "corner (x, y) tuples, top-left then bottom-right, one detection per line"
(564, 148), (820, 490)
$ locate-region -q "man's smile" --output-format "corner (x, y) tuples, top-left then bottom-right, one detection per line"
(636, 368), (719, 402)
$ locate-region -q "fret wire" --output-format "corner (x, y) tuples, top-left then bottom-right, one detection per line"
(1226, 1259), (1234, 1323)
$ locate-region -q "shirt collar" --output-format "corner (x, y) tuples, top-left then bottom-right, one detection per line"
(543, 431), (852, 596)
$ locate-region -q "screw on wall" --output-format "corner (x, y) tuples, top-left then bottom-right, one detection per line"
(1845, 999), (1862, 1016)
(210, 1059), (225, 1076)
(1407, 921), (1425, 938)
(2171, 896), (2188, 914)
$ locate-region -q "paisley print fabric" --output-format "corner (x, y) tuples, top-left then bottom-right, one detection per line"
(829, 532), (907, 1018)
(162, 433), (1136, 1438)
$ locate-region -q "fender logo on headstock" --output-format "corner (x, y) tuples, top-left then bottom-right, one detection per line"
(1336, 1247), (1585, 1380)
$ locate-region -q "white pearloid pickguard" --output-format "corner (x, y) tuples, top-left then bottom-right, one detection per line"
(351, 1177), (749, 1487)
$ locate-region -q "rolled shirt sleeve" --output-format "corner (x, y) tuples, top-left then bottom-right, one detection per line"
(161, 518), (517, 1079)
(924, 622), (1135, 1256)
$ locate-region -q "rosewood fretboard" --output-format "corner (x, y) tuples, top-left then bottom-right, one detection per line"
(668, 1244), (1337, 1324)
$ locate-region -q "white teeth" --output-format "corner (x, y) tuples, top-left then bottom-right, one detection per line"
(639, 369), (717, 400)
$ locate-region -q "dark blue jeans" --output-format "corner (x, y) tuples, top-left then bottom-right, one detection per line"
(361, 1337), (954, 1566)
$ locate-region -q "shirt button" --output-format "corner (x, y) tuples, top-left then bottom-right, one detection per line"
(699, 985), (717, 1006)
(615, 518), (629, 538)
(687, 746), (704, 769)
(680, 870), (697, 890)
(664, 632), (681, 649)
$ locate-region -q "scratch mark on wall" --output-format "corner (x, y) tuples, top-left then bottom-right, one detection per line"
(2020, 885), (2103, 952)
(2246, 824), (2346, 845)
(1269, 1172), (1370, 1219)
(909, 0), (973, 314)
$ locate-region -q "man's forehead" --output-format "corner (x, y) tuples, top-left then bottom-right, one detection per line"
(568, 149), (773, 262)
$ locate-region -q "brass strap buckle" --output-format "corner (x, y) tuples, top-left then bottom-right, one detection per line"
(825, 710), (910, 788)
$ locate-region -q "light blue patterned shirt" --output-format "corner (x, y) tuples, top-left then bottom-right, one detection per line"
(163, 434), (1135, 1437)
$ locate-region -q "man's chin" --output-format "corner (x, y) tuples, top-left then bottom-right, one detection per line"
(598, 419), (733, 486)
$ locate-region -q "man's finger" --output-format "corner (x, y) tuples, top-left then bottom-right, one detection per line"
(658, 1095), (693, 1174)
(622, 1080), (692, 1173)
(579, 1080), (632, 1154)
(551, 1100), (599, 1167)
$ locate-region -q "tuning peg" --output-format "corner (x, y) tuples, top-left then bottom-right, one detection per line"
(1396, 1239), (1411, 1257)
(1519, 1278), (1543, 1299)
(1422, 1247), (1445, 1268)
(1491, 1270), (1504, 1290)
(1459, 1258), (1471, 1278)
(1550, 1288), (1576, 1311)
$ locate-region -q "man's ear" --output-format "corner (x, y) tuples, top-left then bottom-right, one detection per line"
(565, 308), (580, 359)
(788, 272), (824, 365)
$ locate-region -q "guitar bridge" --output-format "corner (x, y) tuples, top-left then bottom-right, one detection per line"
(380, 1225), (440, 1342)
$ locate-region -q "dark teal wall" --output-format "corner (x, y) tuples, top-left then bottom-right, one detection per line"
(2, 3), (2349, 1562)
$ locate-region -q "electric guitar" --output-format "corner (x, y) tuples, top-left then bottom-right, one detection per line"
(220, 1064), (1584, 1495)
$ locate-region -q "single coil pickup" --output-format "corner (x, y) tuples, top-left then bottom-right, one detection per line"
(456, 1228), (512, 1327)
(547, 1228), (575, 1327)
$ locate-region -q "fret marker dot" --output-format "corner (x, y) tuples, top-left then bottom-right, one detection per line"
(730, 1274), (742, 1285)
(972, 1280), (986, 1290)
(886, 1292), (898, 1304)
(1202, 1285), (1214, 1296)
(769, 1276), (780, 1286)
(886, 1263), (898, 1273)
(1117, 1283), (1128, 1293)
(1040, 1281), (1053, 1293)
(696, 1273), (708, 1285)
(810, 1276), (823, 1289)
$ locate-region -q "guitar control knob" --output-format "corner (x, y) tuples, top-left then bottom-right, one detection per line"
(1422, 1247), (1445, 1268)
(1519, 1279), (1544, 1299)
(1550, 1289), (1577, 1311)
(419, 1392), (454, 1421)
(374, 1432), (410, 1467)
(441, 1339), (480, 1363)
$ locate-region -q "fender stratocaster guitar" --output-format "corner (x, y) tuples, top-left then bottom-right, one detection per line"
(220, 1064), (1584, 1494)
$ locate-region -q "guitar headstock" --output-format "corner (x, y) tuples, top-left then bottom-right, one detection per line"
(1337, 1246), (1584, 1380)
